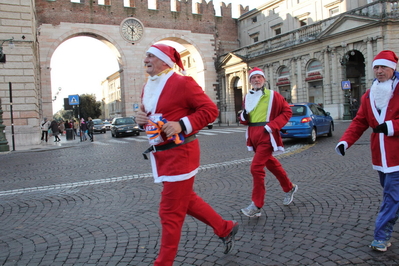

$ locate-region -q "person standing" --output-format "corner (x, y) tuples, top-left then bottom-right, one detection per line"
(40, 117), (51, 142)
(80, 118), (88, 141)
(135, 44), (239, 266)
(50, 120), (61, 142)
(239, 67), (298, 217)
(73, 119), (79, 136)
(87, 117), (94, 142)
(58, 120), (65, 136)
(336, 50), (399, 252)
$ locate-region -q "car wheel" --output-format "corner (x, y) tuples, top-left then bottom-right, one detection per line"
(327, 123), (333, 137)
(307, 128), (316, 144)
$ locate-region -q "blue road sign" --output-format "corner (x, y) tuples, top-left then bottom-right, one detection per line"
(68, 95), (80, 105)
(341, 81), (351, 90)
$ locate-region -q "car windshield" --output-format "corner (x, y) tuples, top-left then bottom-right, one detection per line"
(93, 120), (103, 125)
(115, 118), (135, 125)
(291, 106), (306, 116)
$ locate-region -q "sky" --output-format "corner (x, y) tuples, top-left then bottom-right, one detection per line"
(50, 1), (265, 114)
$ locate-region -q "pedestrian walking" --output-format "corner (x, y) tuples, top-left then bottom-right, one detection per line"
(50, 120), (61, 142)
(135, 43), (239, 266)
(80, 118), (87, 141)
(58, 120), (65, 136)
(40, 117), (51, 142)
(73, 119), (79, 136)
(336, 50), (399, 252)
(239, 67), (298, 217)
(87, 117), (94, 142)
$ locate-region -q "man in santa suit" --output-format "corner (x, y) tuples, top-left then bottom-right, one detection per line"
(135, 43), (239, 266)
(336, 50), (399, 252)
(239, 67), (298, 218)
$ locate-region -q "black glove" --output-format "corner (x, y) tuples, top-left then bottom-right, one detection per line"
(337, 144), (345, 156)
(242, 110), (249, 121)
(373, 123), (388, 135)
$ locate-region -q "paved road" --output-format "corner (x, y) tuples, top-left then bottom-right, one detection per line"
(0, 122), (398, 265)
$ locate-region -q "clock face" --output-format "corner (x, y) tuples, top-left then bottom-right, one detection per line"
(120, 18), (144, 42)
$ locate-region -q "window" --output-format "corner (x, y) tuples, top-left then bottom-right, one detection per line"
(329, 6), (339, 17)
(249, 32), (259, 43)
(300, 19), (307, 27)
(251, 16), (257, 23)
(275, 28), (281, 35)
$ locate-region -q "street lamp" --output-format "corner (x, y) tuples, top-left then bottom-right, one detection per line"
(0, 37), (15, 63)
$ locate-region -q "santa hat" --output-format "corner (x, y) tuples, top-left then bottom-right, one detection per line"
(372, 50), (398, 70)
(147, 44), (186, 75)
(249, 67), (265, 80)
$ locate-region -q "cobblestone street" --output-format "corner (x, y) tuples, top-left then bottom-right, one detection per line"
(1, 122), (399, 265)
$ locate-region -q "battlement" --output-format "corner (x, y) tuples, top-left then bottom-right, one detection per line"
(35, 0), (250, 28)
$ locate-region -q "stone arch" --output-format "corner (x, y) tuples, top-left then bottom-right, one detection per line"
(39, 28), (126, 119)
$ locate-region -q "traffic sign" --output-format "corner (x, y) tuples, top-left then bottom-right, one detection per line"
(341, 81), (351, 90)
(68, 95), (80, 105)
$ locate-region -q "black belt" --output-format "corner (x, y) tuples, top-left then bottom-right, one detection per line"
(249, 122), (267, 126)
(142, 134), (197, 160)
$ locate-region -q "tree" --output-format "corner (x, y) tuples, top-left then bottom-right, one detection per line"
(73, 94), (102, 120)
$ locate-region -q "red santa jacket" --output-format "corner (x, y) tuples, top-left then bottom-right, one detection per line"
(142, 71), (218, 183)
(337, 73), (399, 173)
(239, 89), (292, 155)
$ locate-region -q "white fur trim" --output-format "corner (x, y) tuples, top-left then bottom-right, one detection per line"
(335, 141), (348, 156)
(181, 116), (192, 134)
(147, 46), (175, 68)
(373, 59), (397, 70)
(386, 120), (394, 136)
(249, 70), (265, 80)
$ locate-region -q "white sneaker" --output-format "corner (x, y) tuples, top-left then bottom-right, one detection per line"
(241, 202), (261, 217)
(283, 184), (298, 205)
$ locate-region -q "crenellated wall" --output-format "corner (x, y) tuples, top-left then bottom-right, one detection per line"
(35, 0), (249, 57)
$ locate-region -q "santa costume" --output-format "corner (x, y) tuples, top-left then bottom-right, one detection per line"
(336, 50), (399, 247)
(141, 44), (236, 266)
(239, 67), (294, 210)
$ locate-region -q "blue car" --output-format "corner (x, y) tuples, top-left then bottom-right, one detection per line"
(280, 103), (334, 144)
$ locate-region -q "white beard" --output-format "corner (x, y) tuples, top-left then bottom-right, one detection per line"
(371, 79), (393, 110)
(245, 89), (263, 113)
(142, 75), (164, 114)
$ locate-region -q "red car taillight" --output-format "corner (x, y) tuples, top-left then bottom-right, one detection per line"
(301, 117), (311, 123)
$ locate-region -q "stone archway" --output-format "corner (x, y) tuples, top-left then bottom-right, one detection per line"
(39, 27), (126, 120)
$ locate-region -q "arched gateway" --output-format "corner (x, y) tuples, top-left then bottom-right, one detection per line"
(0, 0), (249, 147)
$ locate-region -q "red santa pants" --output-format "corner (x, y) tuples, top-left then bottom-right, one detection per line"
(154, 176), (234, 266)
(249, 131), (293, 208)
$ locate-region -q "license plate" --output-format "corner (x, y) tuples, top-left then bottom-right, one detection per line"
(126, 130), (132, 133)
(285, 122), (293, 126)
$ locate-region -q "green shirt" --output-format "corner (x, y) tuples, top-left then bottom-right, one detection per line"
(249, 89), (271, 123)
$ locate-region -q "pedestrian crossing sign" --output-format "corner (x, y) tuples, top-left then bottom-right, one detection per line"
(341, 81), (351, 90)
(68, 95), (80, 105)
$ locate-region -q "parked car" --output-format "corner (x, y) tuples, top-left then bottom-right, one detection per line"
(280, 103), (334, 144)
(92, 119), (106, 133)
(103, 121), (111, 131)
(111, 117), (140, 138)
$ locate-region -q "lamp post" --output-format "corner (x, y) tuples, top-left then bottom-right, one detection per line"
(0, 37), (15, 63)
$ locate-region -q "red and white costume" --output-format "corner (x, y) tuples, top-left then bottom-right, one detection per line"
(336, 74), (399, 173)
(240, 86), (293, 208)
(142, 44), (235, 266)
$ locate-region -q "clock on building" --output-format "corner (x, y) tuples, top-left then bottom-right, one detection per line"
(120, 18), (144, 42)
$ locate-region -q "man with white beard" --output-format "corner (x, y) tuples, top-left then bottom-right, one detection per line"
(135, 44), (239, 266)
(336, 50), (399, 252)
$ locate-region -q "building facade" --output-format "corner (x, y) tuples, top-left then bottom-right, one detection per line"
(218, 0), (399, 122)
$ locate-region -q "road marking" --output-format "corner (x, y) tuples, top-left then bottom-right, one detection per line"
(0, 143), (310, 197)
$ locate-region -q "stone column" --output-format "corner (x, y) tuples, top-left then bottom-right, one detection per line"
(323, 49), (331, 104)
(366, 38), (374, 84)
